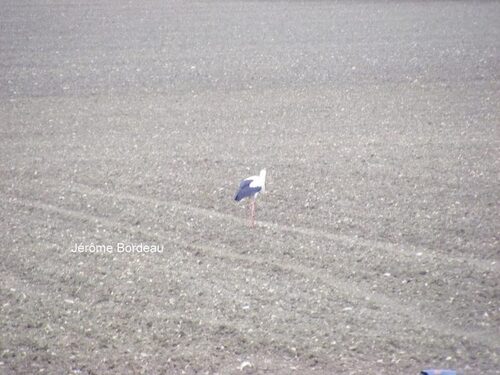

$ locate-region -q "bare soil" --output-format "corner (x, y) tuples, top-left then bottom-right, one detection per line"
(1, 1), (499, 374)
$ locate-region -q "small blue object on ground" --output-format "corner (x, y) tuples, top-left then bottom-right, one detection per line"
(421, 370), (457, 375)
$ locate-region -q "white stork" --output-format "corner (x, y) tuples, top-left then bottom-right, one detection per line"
(234, 169), (267, 227)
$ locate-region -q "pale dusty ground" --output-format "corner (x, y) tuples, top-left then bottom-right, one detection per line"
(0, 1), (499, 374)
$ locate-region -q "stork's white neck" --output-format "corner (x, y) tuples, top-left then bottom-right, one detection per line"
(260, 169), (266, 192)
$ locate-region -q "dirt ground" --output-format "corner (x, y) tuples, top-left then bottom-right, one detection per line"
(0, 1), (499, 374)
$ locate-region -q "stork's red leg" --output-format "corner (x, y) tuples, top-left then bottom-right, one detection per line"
(248, 199), (252, 227)
(251, 199), (256, 227)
